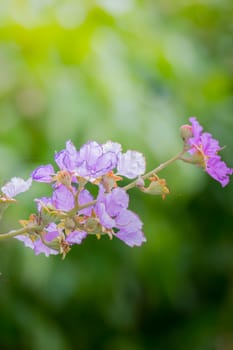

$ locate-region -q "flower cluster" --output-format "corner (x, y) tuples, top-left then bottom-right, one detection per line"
(15, 141), (147, 257)
(32, 141), (146, 182)
(0, 117), (232, 258)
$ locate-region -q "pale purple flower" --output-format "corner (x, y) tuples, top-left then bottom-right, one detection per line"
(114, 209), (146, 247)
(96, 187), (128, 228)
(95, 187), (146, 247)
(115, 209), (143, 233)
(15, 227), (59, 257)
(75, 141), (121, 178)
(52, 185), (75, 211)
(27, 139), (149, 253)
(187, 117), (233, 187)
(104, 187), (129, 217)
(1, 177), (32, 198)
(32, 141), (77, 183)
(31, 164), (54, 183)
(15, 222), (87, 256)
(31, 140), (146, 184)
(117, 150), (146, 179)
(96, 201), (116, 229)
(55, 140), (78, 171)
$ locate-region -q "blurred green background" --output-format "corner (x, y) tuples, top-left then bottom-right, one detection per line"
(0, 1), (233, 349)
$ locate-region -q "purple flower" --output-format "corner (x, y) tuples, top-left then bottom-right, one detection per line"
(95, 187), (146, 247)
(31, 139), (146, 185)
(114, 209), (146, 247)
(1, 177), (32, 198)
(96, 187), (129, 228)
(31, 165), (54, 183)
(15, 222), (87, 256)
(104, 187), (129, 217)
(15, 226), (59, 257)
(187, 117), (233, 187)
(55, 140), (78, 171)
(75, 141), (121, 179)
(32, 141), (77, 184)
(27, 139), (149, 254)
(96, 201), (115, 229)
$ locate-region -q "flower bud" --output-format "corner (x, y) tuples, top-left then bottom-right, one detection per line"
(180, 124), (193, 143)
(40, 205), (61, 225)
(141, 176), (170, 200)
(44, 238), (61, 251)
(84, 217), (100, 233)
(64, 217), (76, 231)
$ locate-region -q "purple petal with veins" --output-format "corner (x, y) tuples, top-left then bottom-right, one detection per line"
(52, 185), (75, 211)
(31, 165), (54, 183)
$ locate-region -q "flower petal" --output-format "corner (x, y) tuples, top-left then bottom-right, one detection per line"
(206, 156), (233, 187)
(1, 177), (32, 198)
(66, 230), (87, 245)
(117, 150), (146, 179)
(105, 188), (129, 217)
(31, 165), (54, 183)
(52, 185), (75, 211)
(115, 229), (146, 247)
(55, 140), (78, 171)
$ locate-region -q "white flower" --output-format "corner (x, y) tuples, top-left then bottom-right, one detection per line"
(117, 151), (146, 179)
(1, 177), (32, 198)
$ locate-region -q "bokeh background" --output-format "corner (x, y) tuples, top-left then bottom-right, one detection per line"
(0, 1), (233, 349)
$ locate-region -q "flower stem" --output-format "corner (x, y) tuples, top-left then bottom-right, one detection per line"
(123, 151), (183, 191)
(0, 225), (42, 241)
